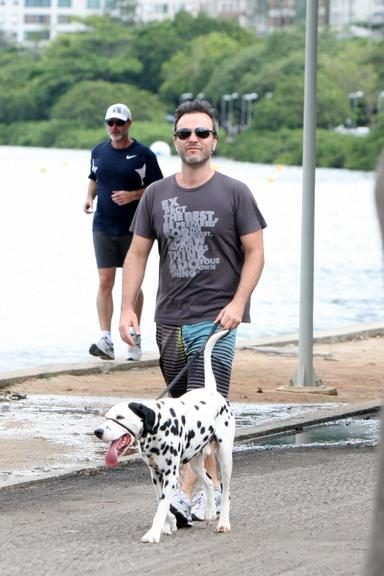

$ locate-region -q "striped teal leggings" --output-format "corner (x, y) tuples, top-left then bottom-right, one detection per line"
(155, 320), (237, 399)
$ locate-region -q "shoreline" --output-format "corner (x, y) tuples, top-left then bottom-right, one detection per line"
(1, 320), (383, 389)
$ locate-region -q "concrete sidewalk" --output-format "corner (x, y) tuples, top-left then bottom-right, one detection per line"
(0, 446), (376, 576)
(1, 321), (383, 388)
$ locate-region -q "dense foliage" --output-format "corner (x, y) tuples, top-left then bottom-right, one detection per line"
(0, 13), (383, 169)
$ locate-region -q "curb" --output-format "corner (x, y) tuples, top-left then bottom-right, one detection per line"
(1, 400), (381, 491)
(1, 321), (383, 389)
(235, 400), (382, 443)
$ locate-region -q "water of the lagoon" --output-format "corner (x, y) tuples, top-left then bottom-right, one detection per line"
(0, 145), (382, 372)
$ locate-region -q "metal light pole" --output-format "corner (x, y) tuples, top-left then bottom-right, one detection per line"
(221, 95), (231, 129)
(288, 0), (335, 393)
(179, 92), (193, 104)
(240, 93), (258, 131)
(228, 92), (239, 138)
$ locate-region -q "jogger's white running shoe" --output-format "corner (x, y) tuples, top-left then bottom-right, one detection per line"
(170, 488), (192, 528)
(89, 336), (115, 360)
(127, 332), (142, 361)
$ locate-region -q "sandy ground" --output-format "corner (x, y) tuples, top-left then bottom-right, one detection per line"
(7, 335), (384, 404)
(1, 335), (383, 481)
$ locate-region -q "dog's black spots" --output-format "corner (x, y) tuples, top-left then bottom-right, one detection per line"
(203, 435), (209, 442)
(152, 477), (158, 485)
(170, 408), (176, 418)
(173, 465), (177, 473)
(156, 402), (163, 410)
(218, 438), (223, 443)
(200, 401), (207, 405)
(181, 415), (186, 426)
(166, 458), (172, 466)
(170, 419), (180, 437)
(197, 420), (202, 428)
(150, 447), (160, 455)
(224, 421), (229, 427)
(115, 414), (124, 420)
(165, 469), (171, 476)
(185, 429), (196, 449)
(200, 426), (206, 434)
(194, 405), (200, 411)
(208, 425), (214, 433)
(187, 430), (196, 444)
(164, 480), (169, 488)
(161, 445), (169, 456)
(181, 458), (189, 465)
(165, 430), (170, 436)
(205, 471), (212, 480)
(160, 418), (171, 431)
(161, 494), (165, 500)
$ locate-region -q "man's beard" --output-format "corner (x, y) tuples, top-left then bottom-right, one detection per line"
(181, 149), (212, 165)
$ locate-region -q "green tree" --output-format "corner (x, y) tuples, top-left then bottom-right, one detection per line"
(159, 31), (245, 104)
(35, 16), (142, 111)
(51, 80), (166, 126)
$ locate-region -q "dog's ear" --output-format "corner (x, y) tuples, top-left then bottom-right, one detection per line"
(128, 402), (156, 435)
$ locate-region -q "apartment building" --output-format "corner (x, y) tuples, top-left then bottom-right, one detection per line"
(0, 0), (383, 44)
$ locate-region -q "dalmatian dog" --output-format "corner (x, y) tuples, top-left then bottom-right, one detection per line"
(94, 329), (235, 544)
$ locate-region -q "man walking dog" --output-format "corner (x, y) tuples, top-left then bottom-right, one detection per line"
(119, 99), (266, 526)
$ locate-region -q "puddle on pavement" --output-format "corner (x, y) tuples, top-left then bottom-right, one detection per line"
(0, 394), (379, 486)
(237, 415), (379, 452)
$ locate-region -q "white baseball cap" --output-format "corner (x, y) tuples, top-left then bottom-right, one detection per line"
(105, 103), (132, 122)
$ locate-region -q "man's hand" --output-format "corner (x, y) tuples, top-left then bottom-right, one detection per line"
(112, 190), (138, 206)
(215, 300), (245, 330)
(83, 196), (94, 214)
(119, 310), (140, 346)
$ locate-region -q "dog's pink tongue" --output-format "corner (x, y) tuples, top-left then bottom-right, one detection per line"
(105, 439), (123, 468)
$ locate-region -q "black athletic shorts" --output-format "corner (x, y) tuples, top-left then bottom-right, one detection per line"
(93, 230), (133, 268)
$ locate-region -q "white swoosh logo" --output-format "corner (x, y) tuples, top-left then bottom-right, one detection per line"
(126, 154), (137, 160)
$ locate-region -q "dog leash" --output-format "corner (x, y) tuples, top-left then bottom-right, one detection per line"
(156, 321), (229, 400)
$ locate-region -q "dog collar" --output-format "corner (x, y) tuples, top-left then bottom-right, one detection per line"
(108, 418), (142, 440)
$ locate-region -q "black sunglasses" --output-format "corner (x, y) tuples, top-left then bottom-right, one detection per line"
(174, 127), (216, 140)
(106, 118), (127, 127)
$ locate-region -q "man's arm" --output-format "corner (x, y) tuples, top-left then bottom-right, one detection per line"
(119, 234), (154, 345)
(83, 179), (97, 214)
(215, 229), (265, 330)
(111, 187), (146, 206)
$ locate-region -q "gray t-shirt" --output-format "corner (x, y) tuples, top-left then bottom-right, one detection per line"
(131, 171), (267, 325)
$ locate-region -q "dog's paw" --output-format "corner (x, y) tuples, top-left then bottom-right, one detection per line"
(140, 530), (161, 544)
(205, 509), (216, 525)
(204, 512), (216, 526)
(215, 522), (231, 534)
(162, 519), (177, 535)
(168, 513), (177, 533)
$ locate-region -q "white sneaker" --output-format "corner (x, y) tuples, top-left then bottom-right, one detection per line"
(89, 336), (115, 360)
(191, 487), (221, 521)
(170, 488), (192, 528)
(127, 333), (142, 361)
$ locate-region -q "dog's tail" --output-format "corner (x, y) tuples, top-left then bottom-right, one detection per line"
(203, 329), (230, 393)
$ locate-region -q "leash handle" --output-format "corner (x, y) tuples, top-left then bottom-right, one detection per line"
(156, 321), (225, 400)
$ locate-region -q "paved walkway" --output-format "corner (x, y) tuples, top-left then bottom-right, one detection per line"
(0, 446), (376, 576)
